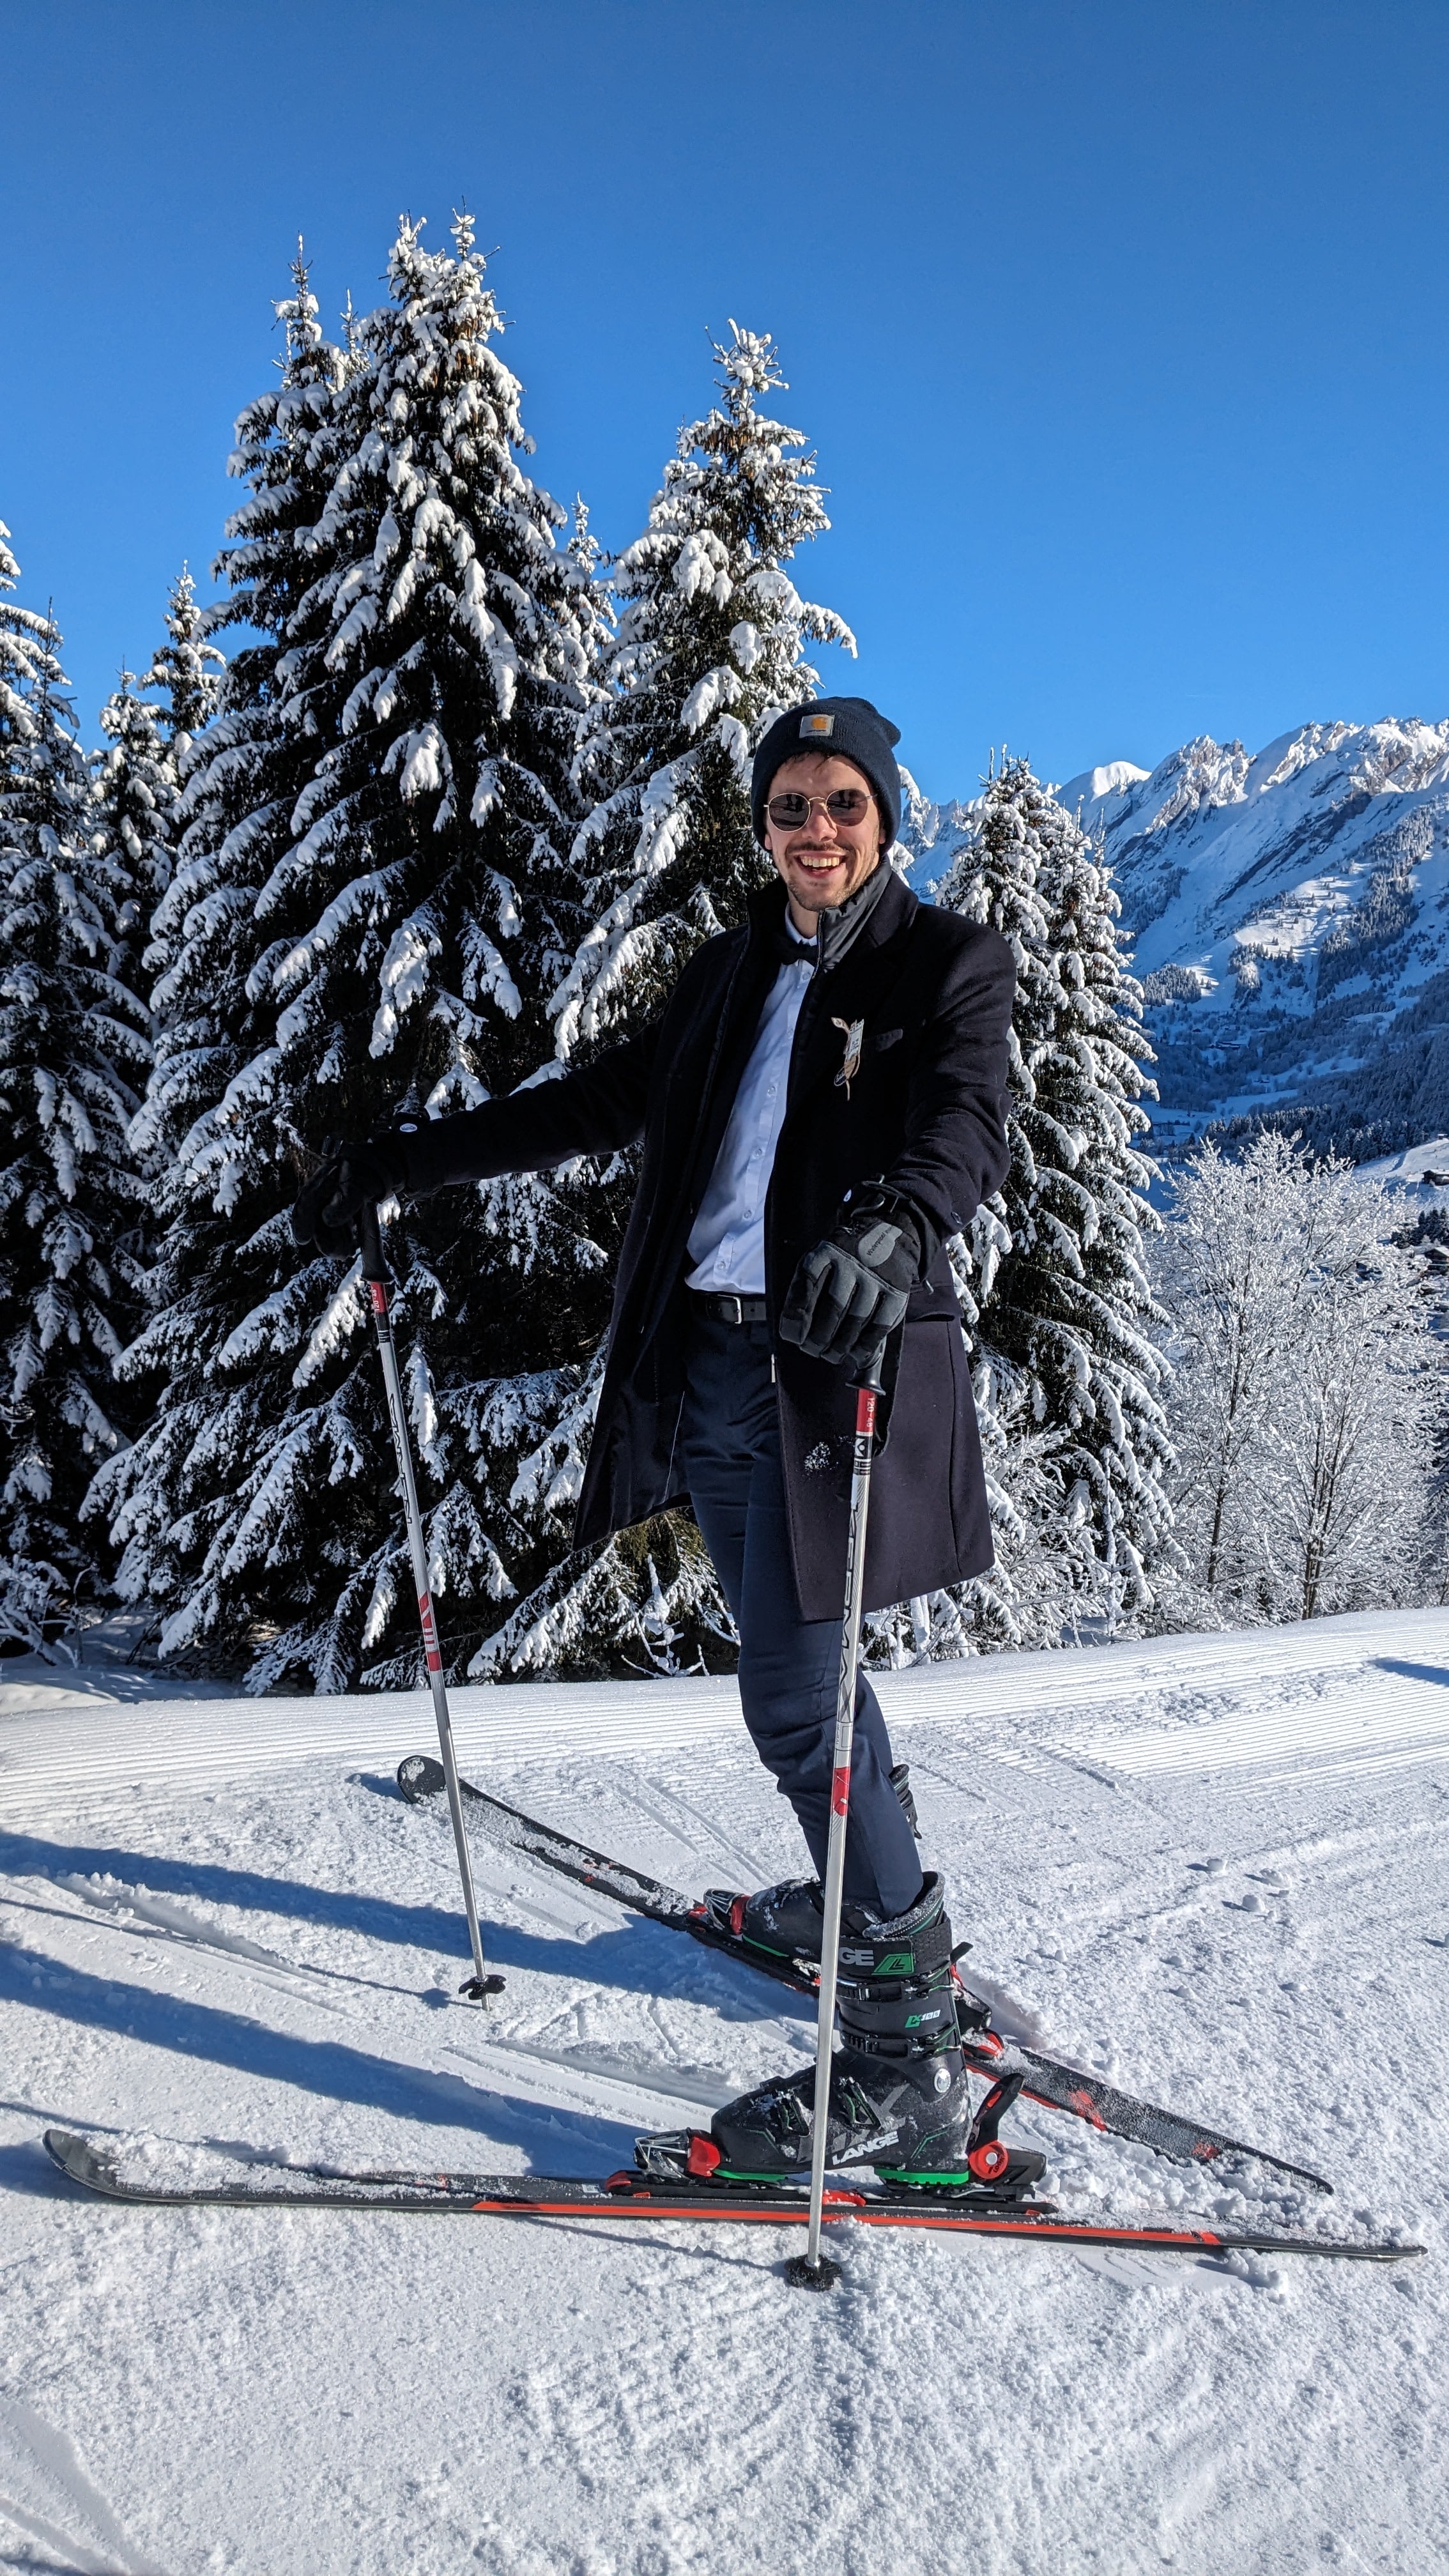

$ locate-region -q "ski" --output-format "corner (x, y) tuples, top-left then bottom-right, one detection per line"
(43, 2131), (1416, 2262)
(397, 1754), (1333, 2195)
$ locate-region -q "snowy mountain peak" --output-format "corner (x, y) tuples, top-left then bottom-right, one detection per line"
(1068, 719), (1449, 856)
(896, 765), (977, 884)
(903, 717), (1449, 1156)
(1058, 758), (1149, 813)
(1076, 716), (1449, 1151)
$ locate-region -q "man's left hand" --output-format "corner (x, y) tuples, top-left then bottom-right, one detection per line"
(779, 1188), (932, 1370)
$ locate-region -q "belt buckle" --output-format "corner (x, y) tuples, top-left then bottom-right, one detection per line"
(720, 1294), (743, 1325)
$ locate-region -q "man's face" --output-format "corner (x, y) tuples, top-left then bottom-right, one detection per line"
(763, 753), (885, 930)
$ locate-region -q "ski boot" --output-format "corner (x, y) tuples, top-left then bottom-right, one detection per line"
(696, 1872), (824, 1967)
(648, 1877), (1045, 2200)
(635, 2060), (1042, 2200)
(689, 2052), (1044, 2199)
(694, 1764), (919, 1967)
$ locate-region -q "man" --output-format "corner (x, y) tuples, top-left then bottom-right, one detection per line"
(295, 696), (1029, 2190)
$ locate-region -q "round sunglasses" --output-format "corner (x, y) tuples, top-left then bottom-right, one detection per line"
(765, 788), (874, 828)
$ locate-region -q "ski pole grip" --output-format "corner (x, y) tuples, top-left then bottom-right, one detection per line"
(855, 1337), (888, 1397)
(358, 1200), (387, 1285)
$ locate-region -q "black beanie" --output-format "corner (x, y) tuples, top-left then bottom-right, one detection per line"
(751, 696), (903, 848)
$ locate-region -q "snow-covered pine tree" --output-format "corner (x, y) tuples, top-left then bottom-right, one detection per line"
(928, 755), (1172, 1649)
(93, 574), (224, 1034)
(92, 217), (608, 1691)
(128, 244), (348, 1186)
(88, 581), (223, 1114)
(555, 323), (854, 1052)
(468, 323), (855, 1680)
(0, 531), (150, 1651)
(91, 670), (178, 1002)
(145, 564), (224, 755)
(86, 248), (355, 1666)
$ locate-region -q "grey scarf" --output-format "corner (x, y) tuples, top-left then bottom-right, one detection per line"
(810, 854), (898, 974)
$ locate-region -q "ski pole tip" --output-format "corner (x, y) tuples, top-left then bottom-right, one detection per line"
(785, 2251), (842, 2292)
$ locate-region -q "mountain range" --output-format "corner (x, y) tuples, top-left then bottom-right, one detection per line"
(902, 720), (1449, 1158)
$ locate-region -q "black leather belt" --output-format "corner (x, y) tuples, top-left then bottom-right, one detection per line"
(689, 1290), (769, 1326)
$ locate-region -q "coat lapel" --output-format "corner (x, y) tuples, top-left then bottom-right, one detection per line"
(788, 871), (919, 1110)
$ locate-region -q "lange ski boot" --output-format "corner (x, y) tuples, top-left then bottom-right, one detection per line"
(697, 1873), (825, 1967)
(695, 1765), (919, 1968)
(647, 1878), (1046, 2200)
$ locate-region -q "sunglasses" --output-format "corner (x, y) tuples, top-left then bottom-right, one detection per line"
(765, 788), (874, 829)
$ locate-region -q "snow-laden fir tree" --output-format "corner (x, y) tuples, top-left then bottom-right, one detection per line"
(86, 249), (356, 1667)
(126, 245), (348, 1188)
(554, 323), (854, 1054)
(0, 531), (150, 1650)
(91, 218), (608, 1690)
(88, 578), (224, 1087)
(146, 564), (224, 755)
(926, 755), (1172, 1650)
(89, 574), (223, 1036)
(91, 670), (178, 1007)
(467, 323), (855, 1680)
(1159, 1132), (1441, 1621)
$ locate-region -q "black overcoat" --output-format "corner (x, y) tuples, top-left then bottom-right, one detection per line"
(398, 868), (1015, 1618)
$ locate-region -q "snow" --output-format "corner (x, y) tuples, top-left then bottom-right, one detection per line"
(1061, 719), (1449, 1140)
(3, 1608), (1445, 2572)
(1059, 759), (1151, 810)
(1054, 722), (1449, 1006)
(905, 721), (1449, 1149)
(1358, 1135), (1449, 1188)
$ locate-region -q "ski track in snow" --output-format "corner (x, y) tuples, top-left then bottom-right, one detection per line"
(1, 1606), (1445, 2573)
(0, 2395), (165, 2575)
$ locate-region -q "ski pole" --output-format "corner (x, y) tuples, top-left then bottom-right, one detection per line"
(786, 1338), (887, 2293)
(360, 1200), (503, 2002)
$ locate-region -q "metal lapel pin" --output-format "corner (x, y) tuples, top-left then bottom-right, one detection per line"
(832, 1016), (865, 1098)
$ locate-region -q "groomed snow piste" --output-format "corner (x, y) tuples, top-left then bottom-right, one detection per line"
(3, 1608), (1446, 2573)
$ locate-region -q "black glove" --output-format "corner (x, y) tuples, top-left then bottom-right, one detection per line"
(779, 1186), (935, 1370)
(291, 1134), (410, 1255)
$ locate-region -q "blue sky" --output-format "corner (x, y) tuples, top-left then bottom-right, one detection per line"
(2, 0), (1446, 801)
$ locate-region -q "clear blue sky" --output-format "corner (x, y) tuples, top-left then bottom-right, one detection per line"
(2, 0), (1446, 802)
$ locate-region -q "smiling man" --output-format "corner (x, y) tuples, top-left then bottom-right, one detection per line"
(294, 696), (1031, 2191)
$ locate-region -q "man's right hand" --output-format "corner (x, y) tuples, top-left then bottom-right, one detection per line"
(291, 1137), (409, 1255)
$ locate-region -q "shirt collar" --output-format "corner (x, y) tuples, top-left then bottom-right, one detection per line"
(750, 857), (905, 976)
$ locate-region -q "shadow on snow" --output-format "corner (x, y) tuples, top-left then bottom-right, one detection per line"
(0, 1820), (795, 2021)
(0, 1942), (647, 2180)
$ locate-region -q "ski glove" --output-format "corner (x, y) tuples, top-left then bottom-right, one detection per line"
(778, 1185), (936, 1372)
(291, 1135), (410, 1257)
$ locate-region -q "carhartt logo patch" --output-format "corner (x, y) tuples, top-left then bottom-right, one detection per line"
(799, 710), (835, 737)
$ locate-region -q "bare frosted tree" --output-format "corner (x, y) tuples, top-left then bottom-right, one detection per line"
(1264, 1213), (1438, 1618)
(1158, 1132), (1442, 1623)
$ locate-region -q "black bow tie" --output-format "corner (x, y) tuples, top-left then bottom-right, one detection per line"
(769, 924), (816, 969)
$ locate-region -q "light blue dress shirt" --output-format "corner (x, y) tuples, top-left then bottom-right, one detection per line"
(686, 930), (815, 1294)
